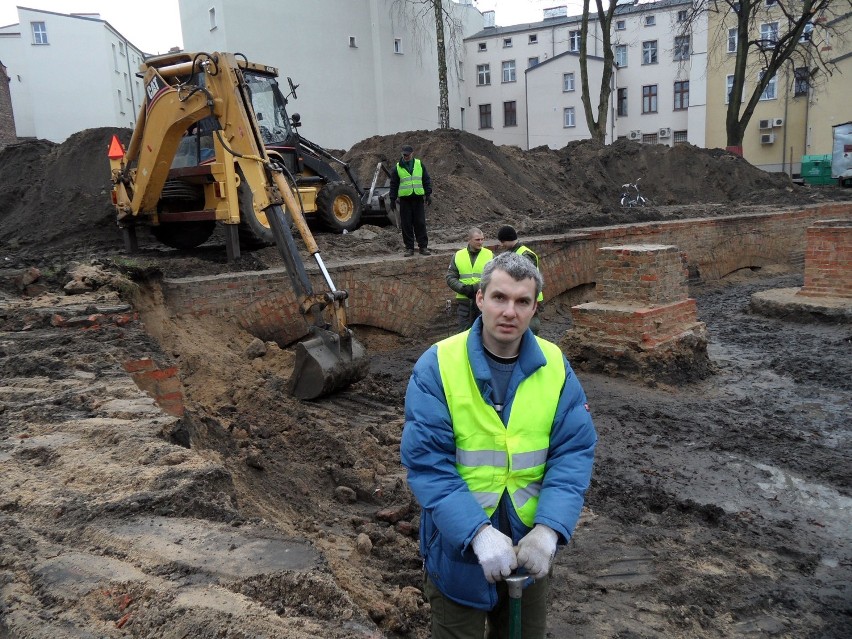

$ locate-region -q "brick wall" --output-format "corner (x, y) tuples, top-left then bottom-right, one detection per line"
(159, 203), (852, 344)
(0, 62), (17, 148)
(595, 244), (688, 305)
(798, 219), (852, 299)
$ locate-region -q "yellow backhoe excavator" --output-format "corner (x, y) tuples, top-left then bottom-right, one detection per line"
(108, 51), (370, 399)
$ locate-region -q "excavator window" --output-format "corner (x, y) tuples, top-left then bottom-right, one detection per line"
(243, 71), (294, 146)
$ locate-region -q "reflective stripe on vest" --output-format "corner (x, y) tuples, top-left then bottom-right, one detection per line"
(396, 159), (425, 196)
(515, 245), (544, 303)
(453, 247), (493, 300)
(436, 331), (566, 526)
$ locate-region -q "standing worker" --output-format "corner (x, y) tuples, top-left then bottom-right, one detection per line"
(446, 227), (493, 332)
(389, 143), (432, 257)
(497, 225), (544, 335)
(401, 252), (597, 639)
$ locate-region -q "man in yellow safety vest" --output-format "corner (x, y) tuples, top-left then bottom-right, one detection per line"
(402, 251), (597, 639)
(446, 227), (493, 332)
(389, 143), (433, 257)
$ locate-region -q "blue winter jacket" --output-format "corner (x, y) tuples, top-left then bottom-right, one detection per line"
(400, 318), (597, 610)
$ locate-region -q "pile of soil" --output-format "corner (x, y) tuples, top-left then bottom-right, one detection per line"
(1, 128), (850, 638)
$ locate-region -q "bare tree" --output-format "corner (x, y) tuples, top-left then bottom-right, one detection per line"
(393, 0), (467, 129)
(687, 0), (847, 151)
(579, 0), (619, 143)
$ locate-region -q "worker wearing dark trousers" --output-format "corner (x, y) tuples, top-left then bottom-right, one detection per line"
(402, 252), (598, 639)
(446, 227), (493, 332)
(389, 143), (432, 257)
(497, 225), (544, 335)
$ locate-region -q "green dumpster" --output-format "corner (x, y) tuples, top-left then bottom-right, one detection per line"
(801, 154), (834, 185)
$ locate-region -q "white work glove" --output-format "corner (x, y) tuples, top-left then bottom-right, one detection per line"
(471, 525), (518, 584)
(516, 524), (558, 580)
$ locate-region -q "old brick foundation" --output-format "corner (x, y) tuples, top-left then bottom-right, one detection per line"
(561, 244), (711, 383)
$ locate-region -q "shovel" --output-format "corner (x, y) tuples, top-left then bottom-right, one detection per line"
(504, 573), (527, 639)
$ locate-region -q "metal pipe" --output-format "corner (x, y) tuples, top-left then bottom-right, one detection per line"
(505, 574), (526, 639)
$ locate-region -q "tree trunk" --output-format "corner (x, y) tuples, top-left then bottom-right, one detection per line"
(434, 0), (450, 129)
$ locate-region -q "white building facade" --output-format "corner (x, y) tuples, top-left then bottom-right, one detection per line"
(178, 0), (485, 149)
(0, 7), (146, 142)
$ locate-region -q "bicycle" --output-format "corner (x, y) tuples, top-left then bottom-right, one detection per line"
(620, 178), (649, 207)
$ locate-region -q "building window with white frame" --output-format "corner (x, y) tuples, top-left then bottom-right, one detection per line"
(674, 80), (689, 110)
(209, 8), (217, 30)
(528, 34), (538, 44)
(644, 15), (656, 27)
(759, 70), (777, 100)
(564, 107), (576, 128)
(569, 30), (581, 52)
(528, 57), (539, 68)
(502, 60), (516, 83)
(479, 104), (492, 129)
(117, 89), (125, 115)
(725, 74), (744, 104)
(394, 38), (403, 54)
(563, 72), (575, 92)
(31, 21), (48, 44)
(615, 44), (627, 67)
(477, 64), (491, 86)
(504, 101), (517, 127)
(727, 28), (738, 52)
(677, 10), (688, 22)
(458, 60), (464, 80)
(616, 19), (626, 30)
(760, 22), (778, 48)
(642, 41), (658, 64)
(617, 88), (628, 116)
(642, 84), (658, 113)
(503, 37), (512, 48)
(478, 42), (487, 52)
(673, 35), (690, 61)
(112, 44), (119, 71)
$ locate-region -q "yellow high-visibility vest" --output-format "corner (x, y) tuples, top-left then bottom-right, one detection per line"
(453, 247), (493, 300)
(396, 159), (425, 196)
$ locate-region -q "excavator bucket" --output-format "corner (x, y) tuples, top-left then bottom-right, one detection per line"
(288, 327), (370, 400)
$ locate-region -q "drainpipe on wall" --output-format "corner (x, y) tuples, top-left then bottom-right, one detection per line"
(525, 68), (530, 150)
(781, 63), (790, 175)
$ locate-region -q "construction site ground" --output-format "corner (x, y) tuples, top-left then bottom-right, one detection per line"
(1, 127), (850, 638)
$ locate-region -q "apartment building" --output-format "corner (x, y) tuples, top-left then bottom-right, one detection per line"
(0, 7), (146, 142)
(178, 0), (484, 149)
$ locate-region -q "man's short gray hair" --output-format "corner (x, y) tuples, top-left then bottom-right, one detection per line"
(480, 251), (543, 298)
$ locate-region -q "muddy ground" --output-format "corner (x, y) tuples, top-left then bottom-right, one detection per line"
(1, 128), (851, 637)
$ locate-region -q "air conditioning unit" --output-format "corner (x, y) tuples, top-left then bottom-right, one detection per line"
(628, 130), (642, 141)
(760, 133), (776, 144)
(759, 119), (772, 130)
(773, 117), (784, 127)
(658, 127), (671, 138)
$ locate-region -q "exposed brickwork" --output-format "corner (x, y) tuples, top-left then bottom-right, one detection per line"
(0, 62), (17, 148)
(122, 357), (185, 416)
(159, 203), (852, 346)
(595, 244), (688, 306)
(798, 219), (852, 299)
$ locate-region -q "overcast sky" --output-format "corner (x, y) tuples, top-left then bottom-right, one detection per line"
(0, 1), (585, 54)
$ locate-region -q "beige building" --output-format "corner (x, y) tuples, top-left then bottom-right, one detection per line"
(705, 4), (851, 174)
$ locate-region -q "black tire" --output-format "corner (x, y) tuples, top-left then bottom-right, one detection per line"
(236, 180), (274, 248)
(151, 221), (216, 249)
(316, 181), (362, 233)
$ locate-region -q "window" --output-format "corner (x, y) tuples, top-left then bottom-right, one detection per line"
(760, 22), (779, 48)
(642, 133), (659, 145)
(642, 41), (658, 65)
(644, 15), (656, 27)
(725, 74), (743, 104)
(674, 80), (689, 110)
(759, 70), (777, 100)
(529, 34), (538, 44)
(615, 44), (627, 67)
(616, 19), (626, 31)
(31, 21), (48, 45)
(502, 60), (516, 83)
(458, 60), (464, 80)
(727, 28), (738, 53)
(766, 0), (778, 6)
(394, 38), (403, 54)
(503, 37), (513, 48)
(673, 130), (689, 145)
(617, 88), (628, 116)
(477, 64), (491, 86)
(349, 36), (357, 48)
(569, 30), (581, 52)
(112, 44), (119, 71)
(794, 67), (810, 96)
(564, 107), (576, 128)
(674, 35), (690, 61)
(209, 8), (217, 30)
(504, 101), (517, 127)
(479, 104), (492, 129)
(117, 90), (125, 115)
(528, 57), (539, 68)
(119, 42), (125, 56)
(642, 84), (658, 113)
(478, 42), (487, 52)
(677, 10), (688, 23)
(563, 72), (575, 92)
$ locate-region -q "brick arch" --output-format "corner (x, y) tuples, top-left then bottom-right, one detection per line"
(700, 231), (787, 281)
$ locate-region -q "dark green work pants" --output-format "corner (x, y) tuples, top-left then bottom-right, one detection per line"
(423, 573), (550, 639)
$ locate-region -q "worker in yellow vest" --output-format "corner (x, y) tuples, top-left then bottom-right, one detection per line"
(498, 225), (543, 335)
(402, 251), (597, 639)
(389, 143), (433, 257)
(446, 227), (493, 332)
